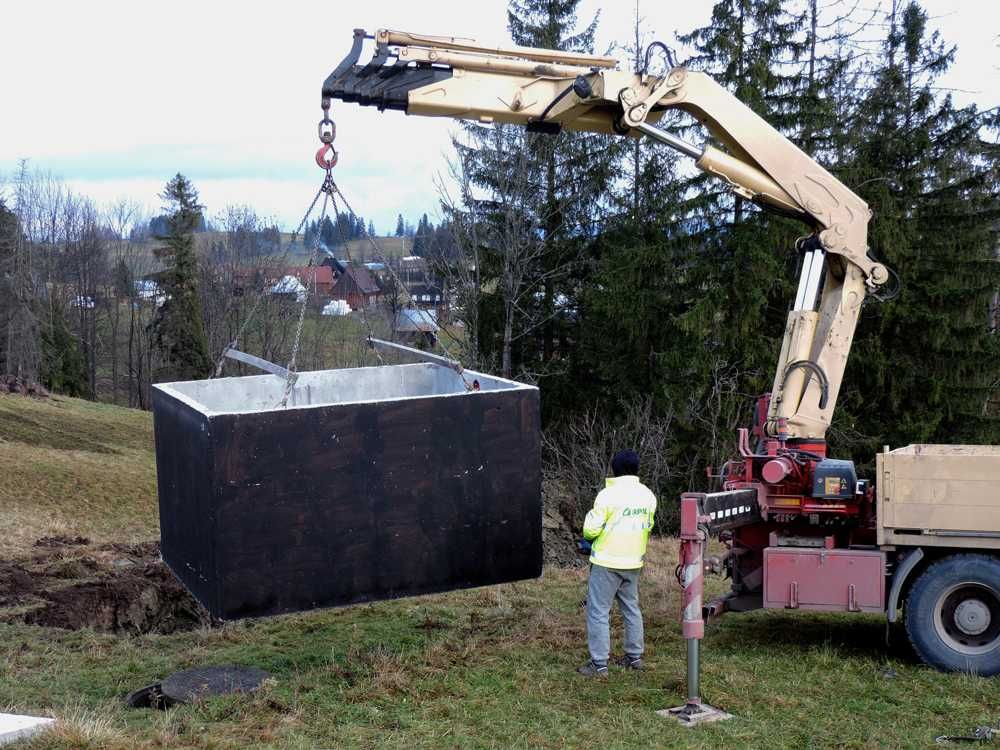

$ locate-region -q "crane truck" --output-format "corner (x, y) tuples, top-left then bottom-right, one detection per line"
(320, 28), (1000, 714)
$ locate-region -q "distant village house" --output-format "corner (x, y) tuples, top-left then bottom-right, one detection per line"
(329, 263), (382, 309)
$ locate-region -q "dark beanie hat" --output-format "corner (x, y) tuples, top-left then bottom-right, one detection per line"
(611, 449), (640, 477)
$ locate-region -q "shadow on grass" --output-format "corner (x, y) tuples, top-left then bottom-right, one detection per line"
(708, 609), (917, 664)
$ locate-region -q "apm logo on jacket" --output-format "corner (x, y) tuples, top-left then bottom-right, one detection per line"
(621, 507), (652, 518)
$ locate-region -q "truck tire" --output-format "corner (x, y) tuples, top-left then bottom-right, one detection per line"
(904, 554), (1000, 676)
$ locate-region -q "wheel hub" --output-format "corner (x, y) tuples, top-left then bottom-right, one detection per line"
(934, 582), (1000, 656)
(954, 599), (991, 636)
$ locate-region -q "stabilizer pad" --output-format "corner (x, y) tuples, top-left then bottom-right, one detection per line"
(658, 702), (734, 727)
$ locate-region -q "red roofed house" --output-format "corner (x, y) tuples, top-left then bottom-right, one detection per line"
(330, 264), (382, 309)
(285, 265), (335, 297)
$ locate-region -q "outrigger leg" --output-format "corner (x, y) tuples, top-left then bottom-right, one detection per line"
(658, 492), (736, 726)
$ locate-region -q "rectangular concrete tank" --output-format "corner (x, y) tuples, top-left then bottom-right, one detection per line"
(151, 363), (542, 620)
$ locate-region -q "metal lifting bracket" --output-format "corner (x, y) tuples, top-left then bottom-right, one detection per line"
(368, 337), (465, 377)
(222, 347), (298, 384)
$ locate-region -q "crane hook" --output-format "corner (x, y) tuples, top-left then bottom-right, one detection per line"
(315, 143), (339, 170)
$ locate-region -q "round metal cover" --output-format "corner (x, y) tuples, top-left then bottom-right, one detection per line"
(160, 665), (271, 705)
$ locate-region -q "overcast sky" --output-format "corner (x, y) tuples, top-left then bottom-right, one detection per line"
(1, 1), (996, 233)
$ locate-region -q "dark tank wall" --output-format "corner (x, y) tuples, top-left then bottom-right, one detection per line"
(152, 373), (541, 620)
(152, 389), (220, 614)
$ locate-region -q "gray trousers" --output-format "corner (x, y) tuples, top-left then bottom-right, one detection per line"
(586, 563), (644, 666)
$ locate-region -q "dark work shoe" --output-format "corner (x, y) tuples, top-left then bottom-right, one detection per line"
(614, 655), (644, 671)
(576, 660), (609, 678)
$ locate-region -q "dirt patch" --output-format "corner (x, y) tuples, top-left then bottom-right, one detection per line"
(0, 561), (38, 606)
(39, 556), (101, 579)
(23, 563), (208, 634)
(99, 541), (160, 557)
(1, 538), (211, 634)
(34, 534), (91, 548)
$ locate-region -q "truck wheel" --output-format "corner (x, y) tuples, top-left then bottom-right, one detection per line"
(904, 554), (1000, 676)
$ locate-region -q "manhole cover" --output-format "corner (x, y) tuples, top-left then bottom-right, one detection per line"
(125, 665), (271, 709)
(162, 665), (270, 704)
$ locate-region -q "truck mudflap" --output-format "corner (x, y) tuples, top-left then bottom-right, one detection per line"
(886, 548), (924, 623)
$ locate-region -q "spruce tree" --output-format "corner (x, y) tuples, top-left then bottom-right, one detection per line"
(509, 0), (615, 372)
(0, 198), (35, 378)
(648, 0), (810, 481)
(319, 217), (336, 248)
(843, 1), (1000, 449)
(564, 6), (686, 411)
(413, 214), (431, 256)
(39, 303), (87, 396)
(303, 219), (317, 249)
(452, 0), (614, 383)
(150, 174), (212, 381)
(792, 0), (865, 164)
(0, 180), (42, 382)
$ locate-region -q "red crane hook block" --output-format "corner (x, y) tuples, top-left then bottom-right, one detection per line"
(315, 144), (339, 170)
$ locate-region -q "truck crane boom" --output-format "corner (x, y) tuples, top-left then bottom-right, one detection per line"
(323, 27), (889, 443)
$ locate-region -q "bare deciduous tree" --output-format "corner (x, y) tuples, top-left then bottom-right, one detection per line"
(441, 126), (585, 379)
(542, 395), (676, 527)
(1, 161), (42, 381)
(63, 195), (107, 397)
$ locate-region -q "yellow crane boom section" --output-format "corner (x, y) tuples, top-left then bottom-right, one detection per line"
(323, 28), (892, 441)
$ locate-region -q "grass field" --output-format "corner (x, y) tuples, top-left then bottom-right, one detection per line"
(0, 393), (996, 749)
(0, 395), (158, 555)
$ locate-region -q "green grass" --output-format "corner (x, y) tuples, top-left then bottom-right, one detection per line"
(0, 395), (158, 554)
(0, 394), (996, 749)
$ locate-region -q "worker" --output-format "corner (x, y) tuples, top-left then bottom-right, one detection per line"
(577, 449), (657, 677)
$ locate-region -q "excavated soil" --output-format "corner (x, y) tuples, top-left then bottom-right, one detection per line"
(543, 505), (585, 568)
(34, 534), (92, 548)
(0, 538), (211, 634)
(541, 481), (588, 569)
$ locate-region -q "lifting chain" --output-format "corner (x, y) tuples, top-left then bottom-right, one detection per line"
(211, 172), (329, 379)
(244, 98), (474, 405)
(279, 103), (340, 407)
(279, 187), (330, 407)
(325, 191), (386, 367)
(311, 100), (472, 389)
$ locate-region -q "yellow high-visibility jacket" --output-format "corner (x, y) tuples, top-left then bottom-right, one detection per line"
(583, 475), (657, 569)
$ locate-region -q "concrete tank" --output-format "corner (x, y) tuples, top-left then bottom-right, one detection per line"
(151, 363), (542, 620)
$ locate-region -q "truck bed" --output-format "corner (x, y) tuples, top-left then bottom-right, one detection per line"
(877, 444), (1000, 549)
